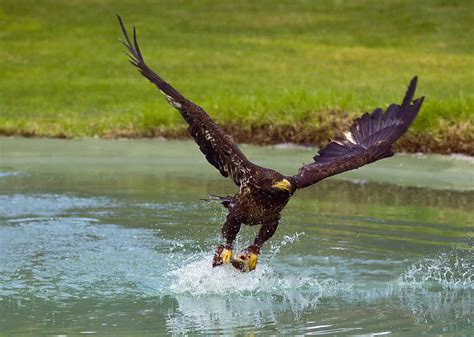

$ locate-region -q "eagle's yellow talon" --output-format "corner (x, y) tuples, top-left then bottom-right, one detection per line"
(247, 253), (258, 270)
(212, 245), (233, 267)
(222, 248), (232, 264)
(231, 250), (259, 272)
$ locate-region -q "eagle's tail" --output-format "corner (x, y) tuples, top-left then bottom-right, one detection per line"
(201, 194), (233, 208)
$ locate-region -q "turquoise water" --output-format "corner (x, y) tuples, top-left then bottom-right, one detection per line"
(0, 137), (472, 336)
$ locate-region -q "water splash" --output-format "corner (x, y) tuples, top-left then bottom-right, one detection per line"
(166, 232), (342, 299)
(164, 239), (346, 334)
(268, 231), (305, 258)
(167, 256), (341, 297)
(399, 250), (474, 289)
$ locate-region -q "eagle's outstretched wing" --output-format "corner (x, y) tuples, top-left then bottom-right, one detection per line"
(291, 77), (424, 189)
(118, 16), (258, 186)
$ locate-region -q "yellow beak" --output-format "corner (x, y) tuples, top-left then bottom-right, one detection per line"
(272, 178), (292, 192)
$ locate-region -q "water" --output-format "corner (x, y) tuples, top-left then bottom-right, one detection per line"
(0, 137), (473, 336)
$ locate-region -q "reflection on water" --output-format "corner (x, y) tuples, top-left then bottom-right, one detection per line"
(0, 138), (473, 336)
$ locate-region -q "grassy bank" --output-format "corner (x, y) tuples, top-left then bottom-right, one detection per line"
(0, 0), (473, 153)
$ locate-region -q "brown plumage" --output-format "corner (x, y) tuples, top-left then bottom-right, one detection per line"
(118, 16), (424, 272)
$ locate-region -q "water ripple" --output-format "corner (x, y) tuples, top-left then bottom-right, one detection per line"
(0, 194), (115, 218)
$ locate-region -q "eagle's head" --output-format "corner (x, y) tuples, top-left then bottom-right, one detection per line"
(271, 178), (293, 193)
(258, 171), (295, 196)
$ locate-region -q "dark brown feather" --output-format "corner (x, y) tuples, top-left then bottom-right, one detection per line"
(117, 16), (258, 185)
(292, 77), (424, 189)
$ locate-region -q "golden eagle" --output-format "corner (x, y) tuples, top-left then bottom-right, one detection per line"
(118, 16), (424, 272)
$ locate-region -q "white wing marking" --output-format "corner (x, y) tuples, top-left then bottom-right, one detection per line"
(343, 131), (356, 144)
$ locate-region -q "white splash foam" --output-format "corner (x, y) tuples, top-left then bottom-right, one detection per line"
(165, 231), (351, 299)
(167, 256), (339, 297)
(399, 250), (474, 289)
(268, 232), (305, 257)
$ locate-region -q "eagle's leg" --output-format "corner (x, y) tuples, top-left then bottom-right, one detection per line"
(232, 219), (279, 272)
(212, 214), (241, 267)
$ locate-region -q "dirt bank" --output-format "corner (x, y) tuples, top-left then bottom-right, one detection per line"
(2, 118), (472, 155)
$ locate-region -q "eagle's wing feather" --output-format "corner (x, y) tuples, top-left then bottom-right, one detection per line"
(291, 77), (424, 189)
(118, 16), (257, 186)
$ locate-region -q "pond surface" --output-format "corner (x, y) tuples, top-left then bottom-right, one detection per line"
(0, 137), (473, 336)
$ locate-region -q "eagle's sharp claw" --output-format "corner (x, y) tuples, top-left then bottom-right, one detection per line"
(212, 245), (232, 267)
(231, 250), (259, 272)
(248, 253), (258, 270)
(222, 248), (232, 264)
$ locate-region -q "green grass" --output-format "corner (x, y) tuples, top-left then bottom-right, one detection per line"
(0, 0), (473, 152)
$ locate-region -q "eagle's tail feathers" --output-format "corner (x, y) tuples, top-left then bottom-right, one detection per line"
(201, 194), (233, 208)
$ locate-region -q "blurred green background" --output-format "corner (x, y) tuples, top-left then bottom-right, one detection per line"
(0, 0), (472, 152)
